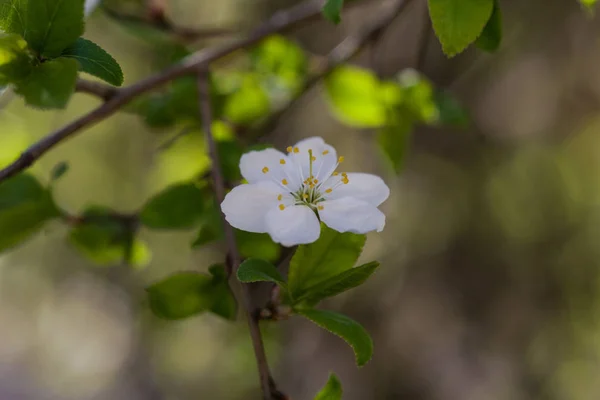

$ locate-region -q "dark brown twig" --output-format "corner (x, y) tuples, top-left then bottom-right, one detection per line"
(0, 0), (328, 183)
(197, 69), (275, 400)
(75, 79), (119, 101)
(103, 6), (239, 42)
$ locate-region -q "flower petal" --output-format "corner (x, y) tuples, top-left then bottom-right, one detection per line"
(265, 205), (321, 246)
(221, 182), (280, 233)
(289, 137), (338, 181)
(239, 148), (300, 190)
(323, 173), (390, 206)
(318, 197), (385, 234)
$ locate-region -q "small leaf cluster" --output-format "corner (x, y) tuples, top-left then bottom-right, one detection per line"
(0, 0), (123, 108)
(238, 225), (378, 368)
(325, 65), (468, 173)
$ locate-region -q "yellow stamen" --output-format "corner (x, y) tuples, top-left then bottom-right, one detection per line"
(279, 204), (285, 210)
(282, 179), (288, 185)
(342, 178), (349, 184)
(314, 179), (319, 184)
(277, 194), (283, 201)
(338, 156), (345, 163)
(325, 188), (332, 193)
(293, 147), (299, 153)
(333, 172), (339, 176)
(286, 146), (293, 153)
(342, 172), (347, 177)
(280, 159), (286, 165)
(322, 150), (329, 155)
(311, 156), (316, 162)
(303, 193), (309, 199)
(318, 205), (324, 210)
(262, 167), (269, 174)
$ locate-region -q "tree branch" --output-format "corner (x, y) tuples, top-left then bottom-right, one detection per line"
(75, 79), (119, 101)
(0, 0), (328, 183)
(197, 69), (276, 400)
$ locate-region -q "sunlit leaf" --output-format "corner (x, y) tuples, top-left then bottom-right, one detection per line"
(314, 373), (343, 400)
(0, 173), (59, 252)
(62, 37), (124, 86)
(428, 0), (494, 57)
(223, 74), (270, 125)
(14, 58), (78, 108)
(1, 0), (85, 58)
(0, 33), (33, 85)
(298, 309), (373, 366)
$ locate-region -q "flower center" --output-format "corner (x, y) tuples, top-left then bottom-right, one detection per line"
(262, 144), (350, 211)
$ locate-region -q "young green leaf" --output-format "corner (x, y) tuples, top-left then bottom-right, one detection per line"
(377, 117), (413, 174)
(50, 161), (69, 182)
(314, 373), (343, 400)
(322, 0), (344, 24)
(288, 224), (366, 299)
(0, 33), (33, 85)
(475, 0), (502, 52)
(298, 309), (373, 367)
(147, 272), (215, 320)
(236, 230), (281, 263)
(1, 0), (85, 58)
(69, 208), (151, 267)
(222, 74), (270, 125)
(140, 182), (206, 229)
(0, 173), (59, 252)
(14, 58), (78, 108)
(295, 261), (379, 307)
(147, 266), (237, 321)
(428, 0), (494, 57)
(434, 90), (469, 127)
(62, 38), (124, 86)
(325, 66), (388, 128)
(237, 258), (286, 287)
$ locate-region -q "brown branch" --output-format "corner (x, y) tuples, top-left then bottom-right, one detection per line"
(103, 6), (239, 42)
(415, 2), (432, 71)
(0, 0), (329, 183)
(197, 69), (276, 400)
(75, 79), (119, 101)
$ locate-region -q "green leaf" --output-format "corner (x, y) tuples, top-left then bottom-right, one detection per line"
(396, 69), (439, 124)
(428, 0), (494, 57)
(434, 90), (469, 127)
(140, 182), (206, 229)
(69, 207), (151, 267)
(475, 0), (502, 52)
(237, 258), (286, 287)
(250, 35), (307, 98)
(288, 224), (366, 299)
(0, 173), (59, 252)
(61, 37), (124, 86)
(298, 309), (373, 366)
(14, 57), (78, 108)
(191, 199), (224, 247)
(0, 33), (33, 85)
(223, 74), (270, 125)
(323, 0), (344, 24)
(217, 140), (244, 182)
(147, 265), (236, 321)
(236, 230), (281, 263)
(325, 66), (388, 128)
(580, 0), (598, 13)
(50, 161), (69, 181)
(295, 261), (379, 307)
(314, 374), (343, 400)
(377, 117), (413, 174)
(1, 0), (85, 58)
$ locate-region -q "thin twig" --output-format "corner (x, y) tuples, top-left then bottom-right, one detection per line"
(75, 79), (119, 101)
(103, 6), (239, 42)
(0, 0), (328, 183)
(415, 2), (431, 71)
(197, 69), (275, 400)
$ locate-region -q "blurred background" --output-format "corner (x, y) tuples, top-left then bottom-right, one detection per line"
(2, 0), (600, 399)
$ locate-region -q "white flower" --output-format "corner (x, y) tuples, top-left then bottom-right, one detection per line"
(221, 137), (390, 247)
